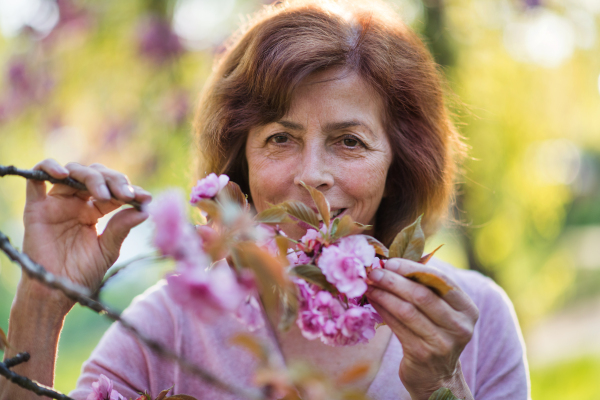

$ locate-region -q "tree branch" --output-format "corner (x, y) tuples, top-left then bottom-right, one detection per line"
(3, 352), (30, 368)
(0, 165), (142, 211)
(0, 354), (75, 400)
(0, 229), (265, 400)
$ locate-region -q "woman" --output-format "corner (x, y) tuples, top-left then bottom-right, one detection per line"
(0, 0), (529, 399)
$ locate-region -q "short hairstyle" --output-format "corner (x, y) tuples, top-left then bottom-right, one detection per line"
(194, 0), (463, 246)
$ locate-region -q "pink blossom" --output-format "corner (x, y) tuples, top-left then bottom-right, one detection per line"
(297, 309), (324, 340)
(317, 235), (375, 298)
(235, 295), (264, 331)
(337, 307), (377, 345)
(87, 375), (124, 400)
(298, 228), (323, 254)
(149, 190), (203, 261)
(166, 260), (248, 321)
(190, 173), (230, 203)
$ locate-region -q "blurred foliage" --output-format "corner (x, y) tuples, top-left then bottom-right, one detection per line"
(0, 0), (599, 396)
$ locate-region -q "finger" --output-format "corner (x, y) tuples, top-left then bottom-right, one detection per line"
(131, 185), (152, 205)
(89, 163), (135, 202)
(368, 298), (421, 345)
(26, 159), (69, 203)
(367, 268), (460, 328)
(366, 286), (440, 342)
(99, 208), (149, 265)
(64, 162), (111, 201)
(385, 258), (478, 317)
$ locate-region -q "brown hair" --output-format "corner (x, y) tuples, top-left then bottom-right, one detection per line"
(194, 0), (463, 246)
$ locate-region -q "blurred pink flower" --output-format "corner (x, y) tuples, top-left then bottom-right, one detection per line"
(87, 375), (124, 400)
(149, 190), (203, 261)
(235, 295), (264, 331)
(137, 14), (183, 65)
(167, 260), (248, 321)
(317, 235), (375, 298)
(190, 173), (230, 203)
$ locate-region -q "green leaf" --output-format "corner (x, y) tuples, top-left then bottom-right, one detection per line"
(280, 201), (320, 228)
(388, 215), (425, 261)
(0, 326), (8, 351)
(255, 207), (294, 224)
(291, 265), (338, 294)
(428, 388), (460, 400)
(361, 235), (389, 258)
(300, 181), (330, 228)
(329, 217), (340, 237)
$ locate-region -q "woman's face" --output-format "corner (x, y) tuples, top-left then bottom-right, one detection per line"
(245, 68), (393, 240)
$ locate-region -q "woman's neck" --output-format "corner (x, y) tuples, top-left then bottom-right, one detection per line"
(277, 324), (393, 391)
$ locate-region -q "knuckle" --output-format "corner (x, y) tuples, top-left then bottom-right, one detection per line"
(398, 301), (418, 323)
(412, 286), (433, 308)
(65, 162), (81, 169)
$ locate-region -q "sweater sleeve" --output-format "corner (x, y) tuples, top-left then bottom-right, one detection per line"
(472, 277), (531, 400)
(69, 282), (179, 400)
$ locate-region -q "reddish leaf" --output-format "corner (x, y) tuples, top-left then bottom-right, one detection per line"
(332, 215), (365, 239)
(218, 181), (248, 210)
(300, 181), (330, 228)
(419, 244), (444, 264)
(361, 235), (389, 258)
(230, 333), (269, 363)
(405, 272), (453, 296)
(280, 201), (320, 228)
(232, 242), (287, 319)
(154, 386), (173, 400)
(337, 362), (372, 385)
(0, 326), (8, 351)
(389, 215), (424, 261)
(255, 207), (294, 224)
(193, 199), (220, 221)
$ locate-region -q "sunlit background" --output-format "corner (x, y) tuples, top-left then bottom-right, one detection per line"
(0, 0), (599, 398)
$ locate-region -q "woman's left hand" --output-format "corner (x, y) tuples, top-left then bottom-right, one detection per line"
(365, 258), (479, 400)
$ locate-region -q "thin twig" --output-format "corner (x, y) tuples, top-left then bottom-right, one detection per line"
(0, 359), (75, 400)
(0, 165), (142, 211)
(0, 229), (265, 400)
(3, 352), (31, 368)
(92, 253), (165, 299)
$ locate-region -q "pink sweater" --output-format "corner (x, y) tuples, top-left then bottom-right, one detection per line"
(70, 259), (530, 399)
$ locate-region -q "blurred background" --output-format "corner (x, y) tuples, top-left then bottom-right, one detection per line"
(0, 0), (599, 397)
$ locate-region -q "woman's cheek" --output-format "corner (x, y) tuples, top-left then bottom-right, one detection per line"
(248, 155), (297, 213)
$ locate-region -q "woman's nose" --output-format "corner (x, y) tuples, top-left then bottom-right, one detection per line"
(293, 142), (334, 190)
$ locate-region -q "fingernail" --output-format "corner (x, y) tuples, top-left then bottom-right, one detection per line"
(124, 185), (135, 198)
(58, 166), (69, 174)
(99, 184), (111, 200)
(369, 269), (384, 282)
(385, 261), (399, 272)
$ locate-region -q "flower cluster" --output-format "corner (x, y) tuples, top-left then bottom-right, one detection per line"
(150, 174), (389, 347)
(291, 230), (383, 346)
(149, 179), (260, 329)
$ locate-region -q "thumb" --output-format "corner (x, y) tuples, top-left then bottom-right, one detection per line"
(99, 208), (149, 263)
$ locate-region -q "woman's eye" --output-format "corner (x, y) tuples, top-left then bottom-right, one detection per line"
(270, 134), (288, 144)
(342, 137), (360, 147)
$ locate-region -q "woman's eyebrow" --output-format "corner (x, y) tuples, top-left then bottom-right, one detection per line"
(324, 120), (375, 138)
(275, 120), (375, 137)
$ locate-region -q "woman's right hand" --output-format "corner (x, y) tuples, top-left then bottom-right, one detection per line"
(20, 159), (152, 310)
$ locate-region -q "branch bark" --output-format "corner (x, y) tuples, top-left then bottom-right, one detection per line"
(0, 165), (142, 211)
(0, 353), (75, 400)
